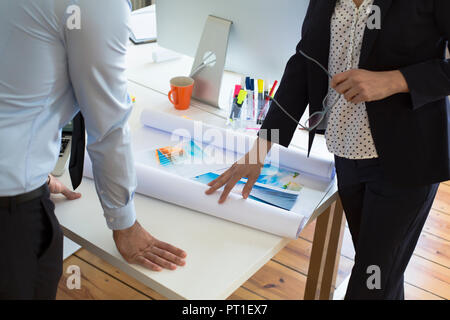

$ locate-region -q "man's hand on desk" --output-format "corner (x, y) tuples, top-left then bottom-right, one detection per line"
(113, 221), (187, 272)
(48, 175), (82, 200)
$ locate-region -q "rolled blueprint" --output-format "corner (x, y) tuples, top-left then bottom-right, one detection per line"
(136, 163), (304, 238)
(140, 108), (335, 181)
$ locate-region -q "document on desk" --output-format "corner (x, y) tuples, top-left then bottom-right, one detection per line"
(83, 109), (335, 239)
(129, 5), (157, 44)
(137, 141), (301, 211)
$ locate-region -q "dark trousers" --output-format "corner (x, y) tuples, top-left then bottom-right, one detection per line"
(334, 156), (439, 300)
(0, 187), (63, 299)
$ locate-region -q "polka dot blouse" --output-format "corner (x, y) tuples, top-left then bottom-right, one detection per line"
(324, 0), (379, 159)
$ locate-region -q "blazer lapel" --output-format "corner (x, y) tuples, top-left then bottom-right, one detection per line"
(359, 0), (393, 67)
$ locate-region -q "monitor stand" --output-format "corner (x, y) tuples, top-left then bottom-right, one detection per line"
(190, 15), (232, 109)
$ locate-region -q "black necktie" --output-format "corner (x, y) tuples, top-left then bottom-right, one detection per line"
(69, 113), (86, 190)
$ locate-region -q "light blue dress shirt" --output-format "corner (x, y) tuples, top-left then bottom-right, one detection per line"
(0, 0), (137, 230)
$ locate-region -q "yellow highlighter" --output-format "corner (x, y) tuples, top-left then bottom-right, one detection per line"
(229, 90), (248, 121)
(257, 79), (265, 117)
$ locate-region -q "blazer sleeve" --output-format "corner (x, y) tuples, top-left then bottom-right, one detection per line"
(257, 1), (315, 147)
(399, 0), (450, 110)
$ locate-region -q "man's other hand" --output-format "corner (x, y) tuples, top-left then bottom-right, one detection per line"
(48, 174), (82, 200)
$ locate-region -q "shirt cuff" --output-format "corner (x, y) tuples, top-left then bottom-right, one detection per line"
(103, 199), (137, 230)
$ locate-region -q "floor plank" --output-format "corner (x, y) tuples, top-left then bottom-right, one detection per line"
(423, 209), (450, 242)
(57, 256), (150, 300)
(404, 255), (450, 300)
(404, 283), (444, 300)
(413, 232), (450, 268)
(228, 287), (266, 300)
(271, 238), (311, 276)
(298, 221), (315, 242)
(433, 184), (450, 214)
(74, 249), (167, 300)
(272, 236), (354, 287)
(241, 261), (306, 300)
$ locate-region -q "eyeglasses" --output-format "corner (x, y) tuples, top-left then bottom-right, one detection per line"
(270, 50), (341, 132)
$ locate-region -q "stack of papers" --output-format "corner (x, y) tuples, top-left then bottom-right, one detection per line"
(129, 5), (157, 44)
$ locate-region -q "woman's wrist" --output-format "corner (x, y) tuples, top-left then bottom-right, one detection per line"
(389, 70), (409, 94)
(252, 137), (273, 166)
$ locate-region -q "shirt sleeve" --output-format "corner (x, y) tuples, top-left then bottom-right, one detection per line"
(399, 0), (450, 110)
(64, 0), (137, 230)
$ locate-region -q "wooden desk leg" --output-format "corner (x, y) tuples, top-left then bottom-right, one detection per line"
(304, 197), (346, 300)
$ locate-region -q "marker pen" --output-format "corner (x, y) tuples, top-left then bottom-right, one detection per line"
(230, 90), (248, 123)
(257, 80), (278, 124)
(245, 78), (255, 122)
(257, 79), (264, 117)
(264, 80), (269, 101)
(229, 83), (241, 115)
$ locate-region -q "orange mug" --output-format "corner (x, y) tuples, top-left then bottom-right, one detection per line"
(168, 76), (194, 110)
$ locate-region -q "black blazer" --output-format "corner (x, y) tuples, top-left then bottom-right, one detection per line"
(260, 0), (450, 186)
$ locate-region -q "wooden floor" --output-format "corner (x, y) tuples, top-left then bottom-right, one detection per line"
(57, 182), (450, 300)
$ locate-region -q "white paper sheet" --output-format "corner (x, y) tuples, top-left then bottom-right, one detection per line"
(129, 5), (157, 43)
(140, 109), (336, 181)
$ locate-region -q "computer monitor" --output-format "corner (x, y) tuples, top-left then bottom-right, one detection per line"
(156, 0), (309, 108)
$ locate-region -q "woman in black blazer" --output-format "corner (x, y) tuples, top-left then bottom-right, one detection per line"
(206, 0), (450, 299)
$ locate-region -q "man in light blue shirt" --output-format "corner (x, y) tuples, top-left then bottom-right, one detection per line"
(0, 0), (186, 299)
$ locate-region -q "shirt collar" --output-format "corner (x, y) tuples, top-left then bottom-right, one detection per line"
(339, 0), (374, 11)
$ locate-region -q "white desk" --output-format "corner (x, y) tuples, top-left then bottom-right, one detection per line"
(54, 43), (344, 300)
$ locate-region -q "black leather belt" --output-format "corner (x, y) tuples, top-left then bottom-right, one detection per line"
(0, 183), (49, 209)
